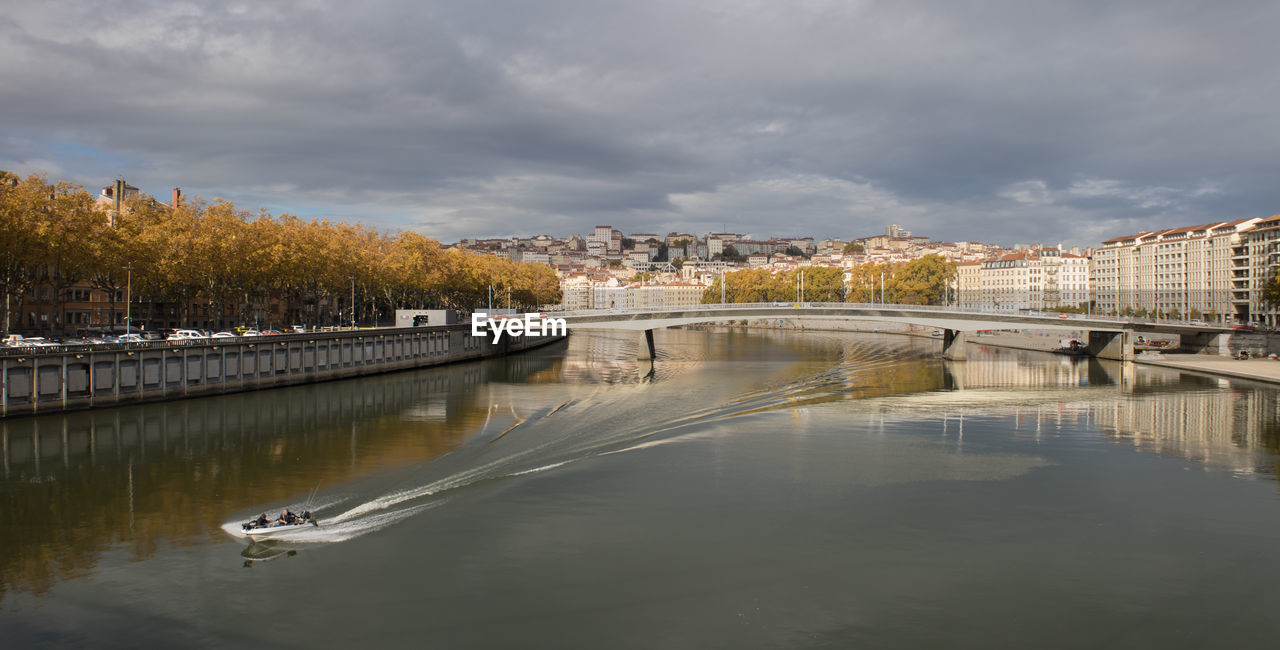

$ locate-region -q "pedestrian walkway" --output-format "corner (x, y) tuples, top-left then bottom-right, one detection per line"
(1134, 354), (1280, 385)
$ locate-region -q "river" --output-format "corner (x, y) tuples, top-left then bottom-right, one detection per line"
(2, 328), (1279, 648)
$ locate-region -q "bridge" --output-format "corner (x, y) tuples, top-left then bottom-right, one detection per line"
(550, 302), (1240, 361)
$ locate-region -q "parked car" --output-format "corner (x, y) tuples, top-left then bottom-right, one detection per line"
(1230, 323), (1256, 332)
(261, 329), (284, 336)
(13, 337), (55, 347)
(167, 329), (207, 341)
(210, 332), (236, 338)
(240, 329), (262, 337)
(117, 333), (144, 343)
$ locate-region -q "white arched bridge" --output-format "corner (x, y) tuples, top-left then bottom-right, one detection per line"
(548, 302), (1238, 361)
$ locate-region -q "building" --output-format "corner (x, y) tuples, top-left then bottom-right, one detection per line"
(1092, 218), (1260, 322)
(1244, 215), (1280, 325)
(958, 246), (1092, 312)
(957, 262), (982, 310)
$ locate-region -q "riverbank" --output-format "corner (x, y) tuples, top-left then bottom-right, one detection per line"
(1129, 354), (1280, 385)
(969, 330), (1280, 385)
(1, 326), (565, 418)
(722, 318), (1280, 386)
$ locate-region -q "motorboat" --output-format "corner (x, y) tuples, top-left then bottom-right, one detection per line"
(1054, 338), (1087, 355)
(241, 510), (318, 538)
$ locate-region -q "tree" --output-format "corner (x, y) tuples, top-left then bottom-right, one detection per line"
(2, 171), (564, 332)
(714, 245), (745, 262)
(1262, 268), (1280, 310)
(893, 255), (955, 305)
(842, 241), (865, 254)
(844, 263), (889, 303)
(794, 267), (844, 301)
(0, 172), (47, 333)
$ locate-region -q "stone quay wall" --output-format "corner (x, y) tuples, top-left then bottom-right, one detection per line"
(0, 326), (563, 418)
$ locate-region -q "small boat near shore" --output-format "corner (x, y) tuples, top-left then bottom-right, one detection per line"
(241, 510), (318, 538)
(1054, 338), (1087, 355)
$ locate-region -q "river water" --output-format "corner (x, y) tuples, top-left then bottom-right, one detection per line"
(2, 328), (1279, 648)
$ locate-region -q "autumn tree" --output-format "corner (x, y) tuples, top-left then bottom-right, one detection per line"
(0, 171), (44, 333)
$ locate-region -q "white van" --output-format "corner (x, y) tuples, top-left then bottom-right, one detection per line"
(167, 329), (207, 341)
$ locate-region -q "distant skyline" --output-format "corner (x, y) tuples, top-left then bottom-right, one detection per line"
(4, 1), (1279, 249)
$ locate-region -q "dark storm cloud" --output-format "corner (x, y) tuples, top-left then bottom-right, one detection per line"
(2, 0), (1278, 246)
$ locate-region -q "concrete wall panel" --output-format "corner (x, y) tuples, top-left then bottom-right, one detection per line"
(94, 362), (115, 391)
(66, 363), (90, 394)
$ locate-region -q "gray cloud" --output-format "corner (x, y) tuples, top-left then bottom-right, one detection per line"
(2, 0), (1278, 247)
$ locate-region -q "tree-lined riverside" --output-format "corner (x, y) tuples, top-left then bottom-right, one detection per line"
(0, 172), (561, 334)
(703, 255), (956, 304)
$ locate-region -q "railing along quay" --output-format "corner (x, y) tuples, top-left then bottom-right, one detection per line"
(0, 325), (563, 418)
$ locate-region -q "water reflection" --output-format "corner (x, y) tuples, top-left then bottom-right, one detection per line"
(3, 329), (1279, 608)
(0, 350), (564, 601)
(1092, 388), (1280, 474)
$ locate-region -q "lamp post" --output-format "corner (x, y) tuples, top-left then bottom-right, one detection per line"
(124, 263), (132, 333)
(350, 277), (356, 329)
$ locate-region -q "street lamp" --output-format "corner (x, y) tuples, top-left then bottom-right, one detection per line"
(124, 262), (133, 333)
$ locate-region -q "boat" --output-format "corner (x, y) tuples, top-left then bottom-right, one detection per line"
(241, 510), (318, 538)
(1054, 338), (1087, 355)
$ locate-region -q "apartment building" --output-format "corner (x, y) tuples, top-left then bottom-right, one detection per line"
(1244, 215), (1280, 325)
(1093, 218), (1260, 321)
(957, 262), (981, 310)
(957, 246), (1091, 312)
(590, 278), (709, 309)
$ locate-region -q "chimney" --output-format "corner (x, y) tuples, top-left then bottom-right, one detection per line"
(171, 188), (181, 209)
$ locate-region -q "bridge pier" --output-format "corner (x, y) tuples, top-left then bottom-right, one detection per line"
(1087, 331), (1133, 361)
(942, 329), (967, 361)
(637, 329), (656, 360)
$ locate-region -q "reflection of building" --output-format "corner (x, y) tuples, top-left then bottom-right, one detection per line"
(1090, 389), (1278, 473)
(949, 352), (1098, 390)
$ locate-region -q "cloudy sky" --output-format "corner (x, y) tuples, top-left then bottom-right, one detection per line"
(3, 0), (1277, 247)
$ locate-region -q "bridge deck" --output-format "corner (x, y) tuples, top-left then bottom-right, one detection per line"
(552, 302), (1224, 336)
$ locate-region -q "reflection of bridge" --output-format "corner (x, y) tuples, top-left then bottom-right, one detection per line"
(552, 303), (1238, 361)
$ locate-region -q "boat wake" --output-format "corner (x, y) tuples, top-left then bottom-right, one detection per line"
(224, 333), (1066, 550)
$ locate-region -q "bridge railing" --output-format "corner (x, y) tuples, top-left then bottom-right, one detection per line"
(552, 302), (1113, 320)
(547, 302), (1224, 330)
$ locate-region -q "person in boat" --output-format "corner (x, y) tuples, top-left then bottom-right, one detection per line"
(255, 513), (269, 527)
(278, 509), (295, 525)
